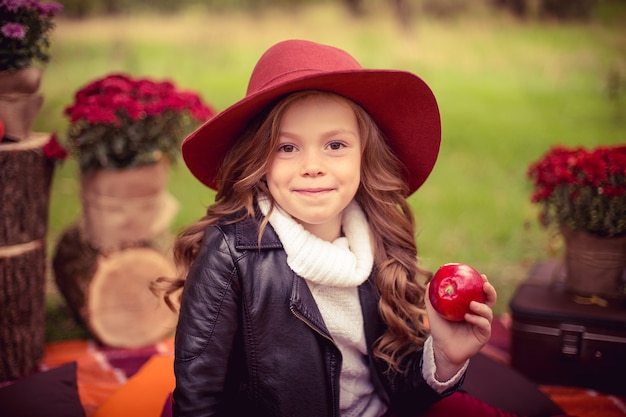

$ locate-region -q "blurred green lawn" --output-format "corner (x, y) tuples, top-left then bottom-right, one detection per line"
(38, 4), (625, 341)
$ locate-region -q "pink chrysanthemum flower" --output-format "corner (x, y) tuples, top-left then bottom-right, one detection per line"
(1, 0), (27, 13)
(1, 22), (26, 39)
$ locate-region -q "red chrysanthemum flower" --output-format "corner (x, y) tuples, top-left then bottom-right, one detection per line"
(527, 144), (626, 236)
(64, 73), (215, 172)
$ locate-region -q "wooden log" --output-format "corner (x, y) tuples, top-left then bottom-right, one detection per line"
(0, 133), (53, 246)
(0, 132), (53, 381)
(0, 241), (46, 381)
(53, 225), (178, 348)
(52, 225), (99, 327)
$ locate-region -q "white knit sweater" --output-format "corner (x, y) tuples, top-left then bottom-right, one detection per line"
(258, 198), (466, 416)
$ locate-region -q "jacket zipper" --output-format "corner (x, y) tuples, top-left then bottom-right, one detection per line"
(289, 306), (335, 344)
(289, 306), (339, 417)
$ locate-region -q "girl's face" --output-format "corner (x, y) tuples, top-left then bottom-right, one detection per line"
(266, 94), (362, 241)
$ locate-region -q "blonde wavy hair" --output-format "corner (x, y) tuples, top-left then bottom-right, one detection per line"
(153, 90), (431, 373)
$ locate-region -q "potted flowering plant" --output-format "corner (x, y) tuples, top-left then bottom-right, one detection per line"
(527, 144), (626, 299)
(62, 72), (213, 252)
(527, 144), (626, 237)
(0, 0), (62, 142)
(53, 74), (214, 347)
(0, 0), (63, 72)
(64, 73), (214, 172)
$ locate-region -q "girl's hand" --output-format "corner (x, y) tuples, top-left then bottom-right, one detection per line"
(424, 275), (497, 381)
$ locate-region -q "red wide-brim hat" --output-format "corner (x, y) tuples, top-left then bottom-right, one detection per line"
(182, 39), (441, 195)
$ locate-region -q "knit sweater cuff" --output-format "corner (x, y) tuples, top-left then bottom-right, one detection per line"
(422, 336), (469, 394)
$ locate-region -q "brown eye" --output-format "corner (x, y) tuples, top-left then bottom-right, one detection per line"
(328, 141), (346, 150)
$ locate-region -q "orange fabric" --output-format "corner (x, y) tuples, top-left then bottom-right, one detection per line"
(43, 340), (91, 365)
(43, 340), (125, 416)
(37, 332), (626, 417)
(93, 355), (174, 417)
(540, 386), (626, 417)
(41, 338), (175, 417)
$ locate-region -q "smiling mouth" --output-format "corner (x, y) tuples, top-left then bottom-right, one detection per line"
(294, 188), (334, 196)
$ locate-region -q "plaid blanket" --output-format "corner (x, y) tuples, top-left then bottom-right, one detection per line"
(38, 323), (626, 417)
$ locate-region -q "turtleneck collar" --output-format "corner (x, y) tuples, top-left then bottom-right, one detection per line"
(257, 197), (374, 287)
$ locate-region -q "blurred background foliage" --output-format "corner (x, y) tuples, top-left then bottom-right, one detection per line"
(58, 0), (626, 22)
(41, 0), (625, 340)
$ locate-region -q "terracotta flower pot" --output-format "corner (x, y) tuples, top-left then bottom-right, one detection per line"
(0, 67), (43, 95)
(0, 67), (44, 141)
(0, 94), (43, 141)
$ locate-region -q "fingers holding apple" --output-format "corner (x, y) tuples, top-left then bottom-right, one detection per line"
(428, 263), (489, 322)
(464, 294), (494, 333)
(425, 263), (497, 368)
(480, 279), (497, 309)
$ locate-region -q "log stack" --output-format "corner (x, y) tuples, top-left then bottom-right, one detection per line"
(0, 133), (53, 381)
(0, 65), (53, 381)
(52, 159), (180, 348)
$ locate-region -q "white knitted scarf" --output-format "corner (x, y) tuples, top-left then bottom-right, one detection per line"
(257, 198), (374, 287)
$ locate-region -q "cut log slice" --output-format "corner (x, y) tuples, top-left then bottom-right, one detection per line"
(87, 247), (178, 348)
(53, 225), (178, 349)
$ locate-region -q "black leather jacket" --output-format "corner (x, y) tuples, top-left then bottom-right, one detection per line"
(173, 211), (453, 417)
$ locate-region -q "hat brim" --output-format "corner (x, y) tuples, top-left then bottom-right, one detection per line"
(182, 69), (441, 194)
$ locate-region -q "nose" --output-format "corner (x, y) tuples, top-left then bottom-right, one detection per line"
(300, 150), (325, 177)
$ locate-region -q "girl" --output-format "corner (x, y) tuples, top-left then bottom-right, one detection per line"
(155, 39), (520, 417)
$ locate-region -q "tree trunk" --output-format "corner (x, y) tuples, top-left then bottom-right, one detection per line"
(0, 242), (46, 381)
(0, 133), (53, 246)
(0, 133), (53, 381)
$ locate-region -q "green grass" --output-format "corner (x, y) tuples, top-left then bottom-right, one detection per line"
(37, 4), (625, 340)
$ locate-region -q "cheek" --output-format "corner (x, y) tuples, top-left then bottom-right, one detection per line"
(342, 158), (362, 185)
(351, 172), (362, 193)
(265, 160), (291, 188)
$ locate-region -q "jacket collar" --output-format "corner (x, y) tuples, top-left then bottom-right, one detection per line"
(231, 211), (381, 350)
(234, 211), (283, 250)
(232, 212), (334, 338)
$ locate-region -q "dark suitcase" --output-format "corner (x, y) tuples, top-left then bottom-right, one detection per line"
(509, 260), (626, 396)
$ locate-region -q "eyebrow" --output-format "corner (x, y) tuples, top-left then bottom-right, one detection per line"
(278, 129), (359, 140)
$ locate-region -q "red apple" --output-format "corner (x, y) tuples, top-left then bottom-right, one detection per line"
(428, 263), (486, 322)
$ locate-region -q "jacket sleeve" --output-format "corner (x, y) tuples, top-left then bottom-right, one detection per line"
(172, 226), (241, 417)
(384, 347), (464, 417)
(421, 335), (468, 393)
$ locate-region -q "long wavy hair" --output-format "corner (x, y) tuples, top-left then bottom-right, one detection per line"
(153, 90), (431, 373)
